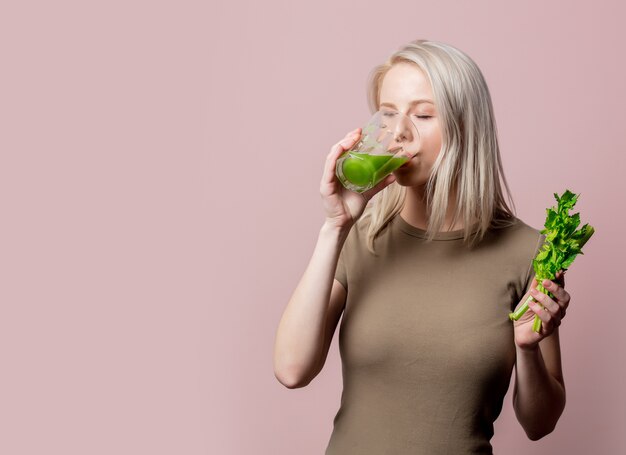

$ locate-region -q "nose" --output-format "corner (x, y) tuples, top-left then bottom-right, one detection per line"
(394, 114), (416, 143)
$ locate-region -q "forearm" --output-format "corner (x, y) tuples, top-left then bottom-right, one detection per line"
(273, 222), (349, 387)
(513, 344), (566, 440)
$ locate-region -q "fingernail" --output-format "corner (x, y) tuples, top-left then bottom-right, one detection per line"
(543, 279), (551, 287)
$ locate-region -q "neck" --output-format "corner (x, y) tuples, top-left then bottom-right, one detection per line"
(400, 184), (464, 231)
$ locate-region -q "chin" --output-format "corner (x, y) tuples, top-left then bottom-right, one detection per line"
(393, 171), (427, 187)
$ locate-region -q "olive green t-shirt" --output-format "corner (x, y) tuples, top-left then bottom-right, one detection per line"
(326, 213), (544, 455)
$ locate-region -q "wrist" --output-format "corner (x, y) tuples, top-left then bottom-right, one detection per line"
(516, 343), (540, 354)
(321, 220), (352, 239)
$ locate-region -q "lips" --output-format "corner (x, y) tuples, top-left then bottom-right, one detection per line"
(400, 155), (416, 167)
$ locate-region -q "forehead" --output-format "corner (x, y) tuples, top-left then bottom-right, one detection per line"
(379, 63), (434, 105)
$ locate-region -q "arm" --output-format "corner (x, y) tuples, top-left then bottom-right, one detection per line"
(273, 222), (349, 389)
(512, 327), (566, 440)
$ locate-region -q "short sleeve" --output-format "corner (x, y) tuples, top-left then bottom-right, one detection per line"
(334, 246), (348, 291)
(334, 220), (363, 292)
(522, 232), (546, 293)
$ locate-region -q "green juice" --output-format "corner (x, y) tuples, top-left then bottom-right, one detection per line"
(339, 152), (409, 191)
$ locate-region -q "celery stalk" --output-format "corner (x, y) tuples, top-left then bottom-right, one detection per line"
(508, 189), (595, 334)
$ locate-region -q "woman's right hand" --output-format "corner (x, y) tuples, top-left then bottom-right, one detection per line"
(320, 127), (398, 231)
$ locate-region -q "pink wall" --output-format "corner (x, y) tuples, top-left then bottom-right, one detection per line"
(1, 0), (624, 454)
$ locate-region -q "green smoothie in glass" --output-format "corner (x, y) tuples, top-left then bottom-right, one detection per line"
(335, 109), (419, 193)
(337, 152), (409, 192)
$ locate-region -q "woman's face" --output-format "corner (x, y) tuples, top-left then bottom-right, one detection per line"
(378, 62), (442, 187)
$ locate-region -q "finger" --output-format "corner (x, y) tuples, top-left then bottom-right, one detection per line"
(323, 129), (362, 185)
(558, 271), (564, 286)
(541, 278), (571, 307)
(325, 130), (361, 170)
(526, 276), (538, 295)
(542, 276), (571, 311)
(552, 270), (565, 288)
(558, 270), (565, 286)
(327, 129), (362, 160)
(529, 287), (561, 316)
(528, 297), (553, 324)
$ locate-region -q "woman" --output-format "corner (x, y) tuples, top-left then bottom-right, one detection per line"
(273, 39), (570, 454)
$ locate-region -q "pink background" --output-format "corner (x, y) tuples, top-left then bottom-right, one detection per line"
(1, 0), (624, 454)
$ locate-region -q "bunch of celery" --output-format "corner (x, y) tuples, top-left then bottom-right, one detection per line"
(509, 189), (595, 333)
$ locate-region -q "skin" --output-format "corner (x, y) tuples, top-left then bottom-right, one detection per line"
(277, 62), (569, 440)
(379, 62), (462, 231)
(512, 271), (568, 439)
(380, 62), (568, 439)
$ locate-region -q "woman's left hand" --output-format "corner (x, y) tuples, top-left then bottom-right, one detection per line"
(513, 270), (570, 351)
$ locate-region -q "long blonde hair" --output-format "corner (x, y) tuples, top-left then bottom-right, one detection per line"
(360, 39), (518, 253)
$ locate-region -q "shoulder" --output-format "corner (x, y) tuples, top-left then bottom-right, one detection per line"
(488, 215), (544, 248)
(341, 210), (386, 258)
(484, 216), (546, 298)
(480, 216), (545, 273)
(510, 217), (545, 250)
(511, 216), (542, 238)
(338, 215), (368, 256)
(499, 216), (546, 265)
(346, 212), (373, 243)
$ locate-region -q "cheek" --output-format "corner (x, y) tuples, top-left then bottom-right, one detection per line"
(394, 122), (442, 180)
(420, 135), (441, 157)
(420, 124), (442, 158)
(415, 117), (439, 141)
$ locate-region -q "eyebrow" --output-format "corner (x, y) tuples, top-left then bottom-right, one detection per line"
(380, 99), (434, 108)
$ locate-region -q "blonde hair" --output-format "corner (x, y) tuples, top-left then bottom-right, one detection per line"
(360, 39), (518, 253)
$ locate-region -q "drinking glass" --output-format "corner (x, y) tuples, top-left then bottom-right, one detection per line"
(335, 109), (421, 193)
